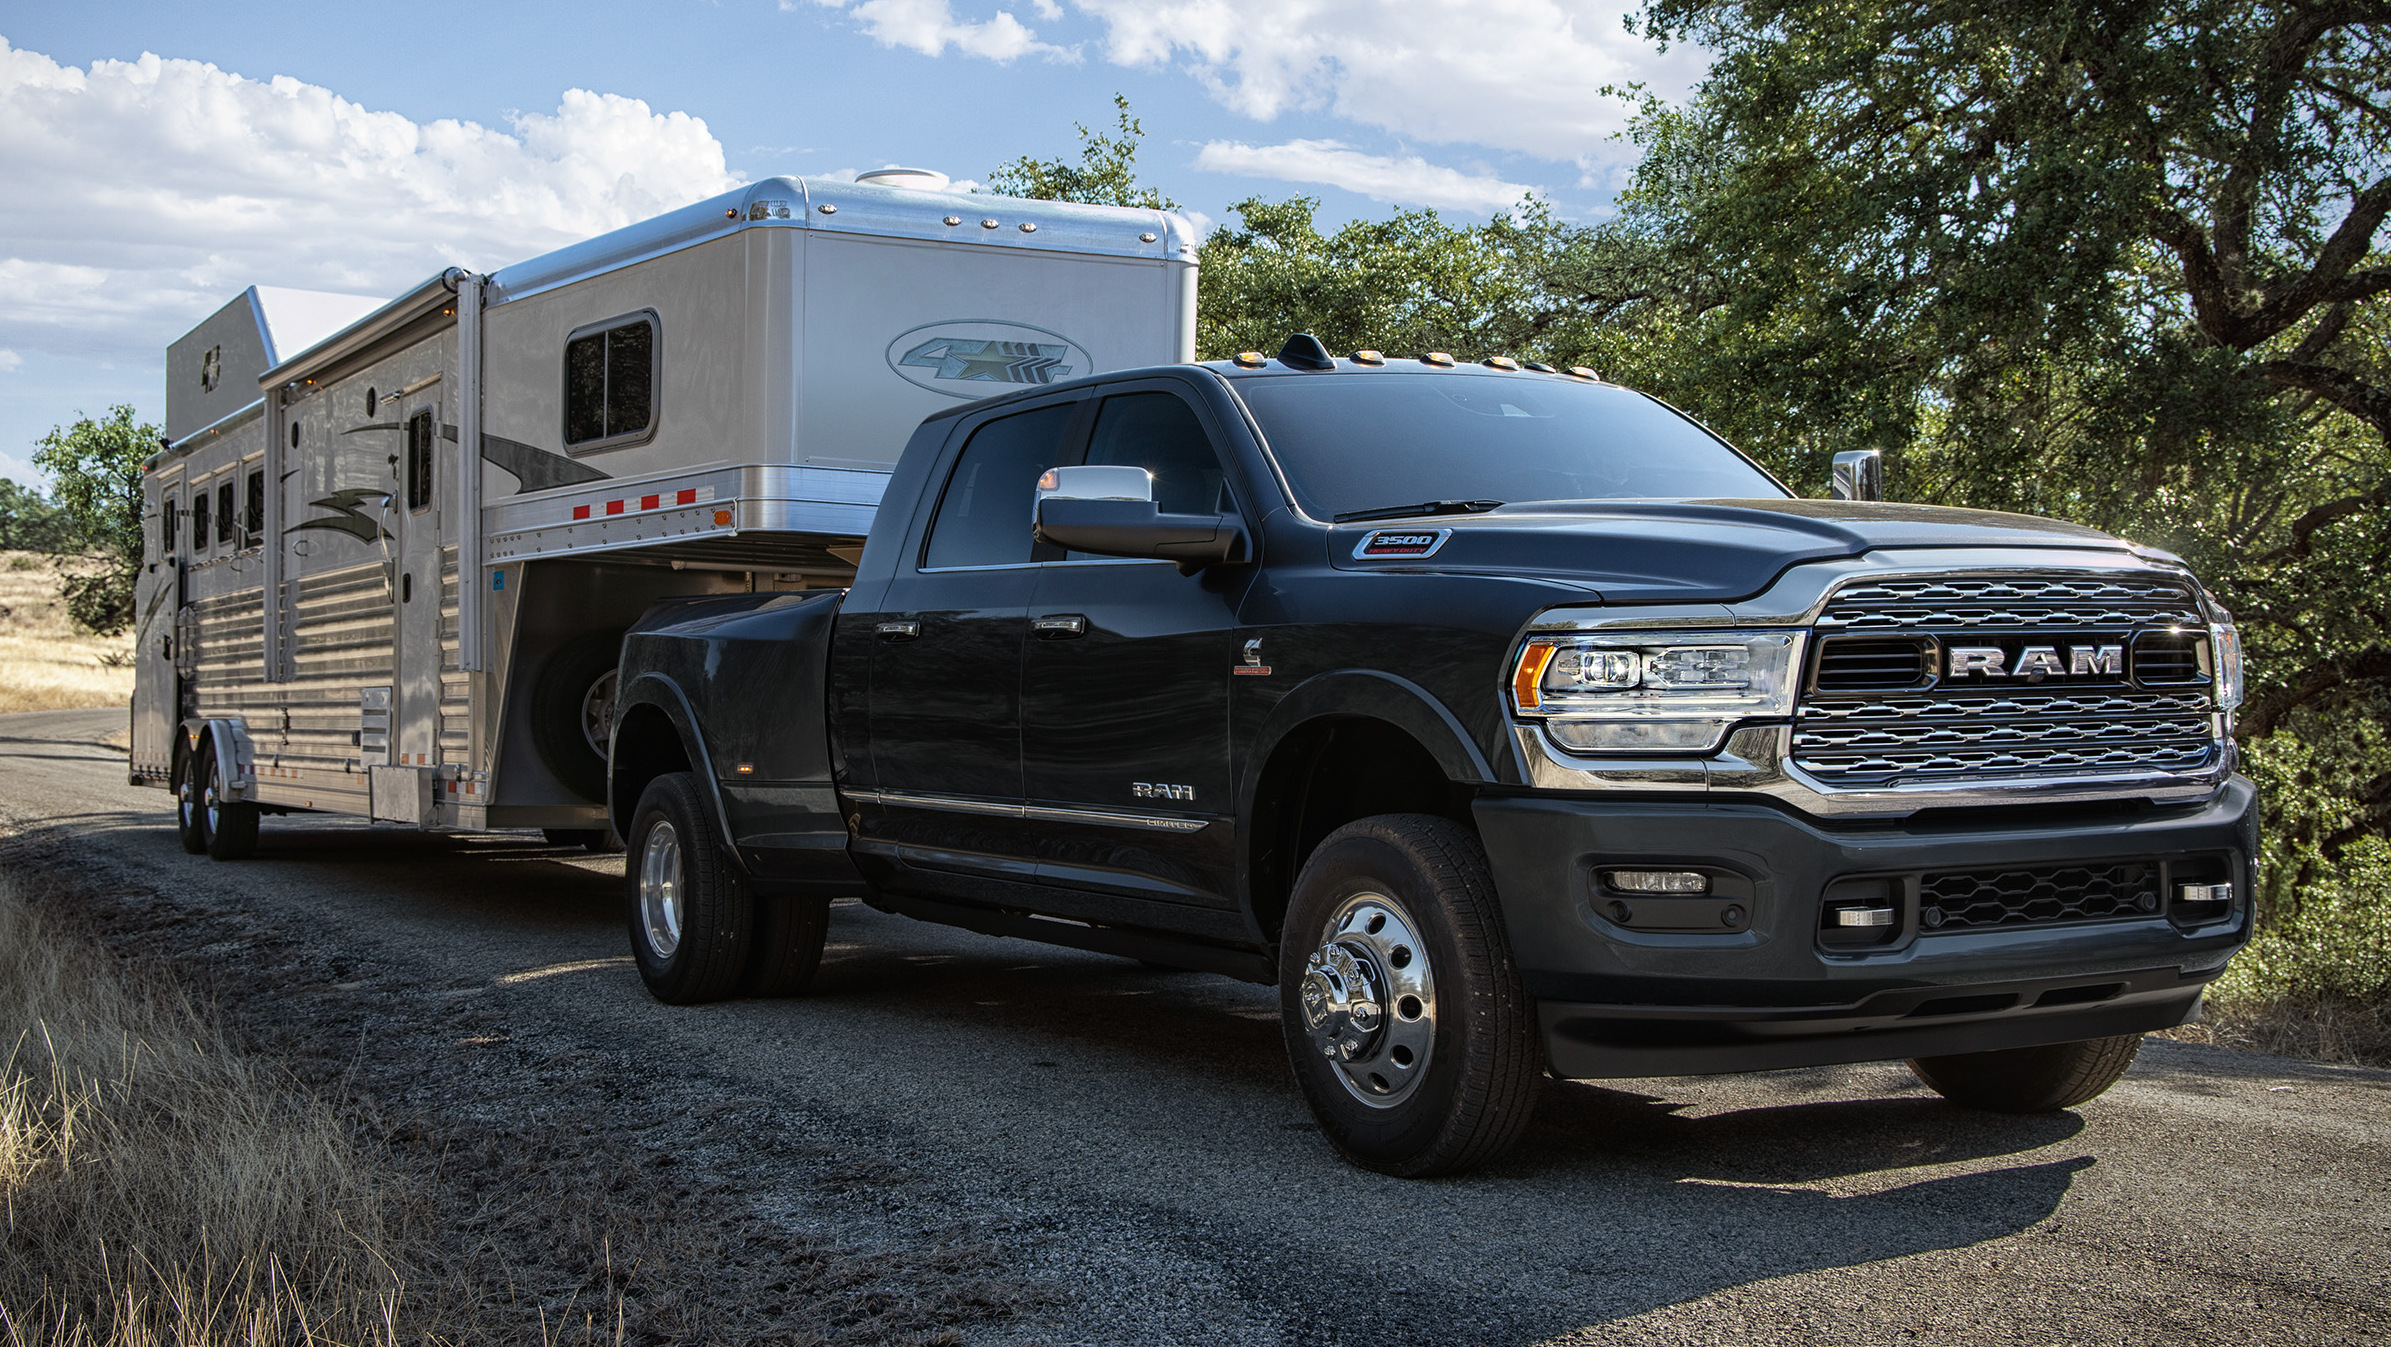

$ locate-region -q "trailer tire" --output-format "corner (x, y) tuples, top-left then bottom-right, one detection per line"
(532, 632), (624, 803)
(1907, 1034), (2144, 1113)
(199, 738), (259, 862)
(1278, 814), (1541, 1177)
(625, 772), (751, 1005)
(173, 743), (209, 855)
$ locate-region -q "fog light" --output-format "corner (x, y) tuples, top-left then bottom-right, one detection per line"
(1831, 905), (1896, 928)
(2176, 882), (2232, 904)
(1607, 870), (1709, 895)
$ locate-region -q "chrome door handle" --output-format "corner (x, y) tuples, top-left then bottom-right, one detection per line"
(876, 620), (920, 642)
(1033, 614), (1089, 639)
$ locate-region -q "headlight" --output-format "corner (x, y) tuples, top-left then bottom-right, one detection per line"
(2209, 610), (2243, 711)
(1511, 630), (1802, 753)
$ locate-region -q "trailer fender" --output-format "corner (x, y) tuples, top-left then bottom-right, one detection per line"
(178, 718), (256, 802)
(608, 672), (740, 863)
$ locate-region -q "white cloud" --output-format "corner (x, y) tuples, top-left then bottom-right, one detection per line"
(1081, 0), (1699, 165)
(0, 350), (22, 373)
(795, 0), (1066, 61)
(1194, 139), (1533, 212)
(0, 38), (742, 368)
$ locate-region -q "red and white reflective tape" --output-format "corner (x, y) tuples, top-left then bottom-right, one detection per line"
(570, 484), (716, 522)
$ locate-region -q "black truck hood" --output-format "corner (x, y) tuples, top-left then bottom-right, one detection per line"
(1326, 498), (2128, 602)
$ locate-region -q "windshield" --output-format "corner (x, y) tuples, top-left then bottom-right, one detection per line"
(1230, 373), (1786, 518)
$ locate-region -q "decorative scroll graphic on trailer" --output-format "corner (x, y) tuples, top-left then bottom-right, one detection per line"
(886, 320), (1092, 396)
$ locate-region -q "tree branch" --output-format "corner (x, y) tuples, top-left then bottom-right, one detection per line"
(2252, 358), (2391, 438)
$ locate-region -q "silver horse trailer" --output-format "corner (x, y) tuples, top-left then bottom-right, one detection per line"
(133, 174), (1198, 856)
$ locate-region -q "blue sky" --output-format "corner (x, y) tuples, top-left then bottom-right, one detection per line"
(0, 0), (1706, 484)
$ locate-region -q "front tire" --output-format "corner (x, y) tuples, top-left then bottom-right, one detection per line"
(742, 893), (831, 997)
(1907, 1034), (2144, 1112)
(625, 773), (752, 1005)
(1278, 814), (1541, 1177)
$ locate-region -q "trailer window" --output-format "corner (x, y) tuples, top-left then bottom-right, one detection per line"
(405, 411), (435, 511)
(923, 402), (1078, 569)
(159, 496), (177, 560)
(245, 470), (265, 540)
(216, 481), (236, 545)
(564, 313), (657, 450)
(191, 491), (210, 554)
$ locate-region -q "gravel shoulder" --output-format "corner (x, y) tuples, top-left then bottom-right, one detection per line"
(3, 707), (2386, 1346)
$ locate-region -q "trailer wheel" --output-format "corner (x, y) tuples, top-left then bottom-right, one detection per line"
(743, 893), (831, 997)
(625, 772), (751, 1005)
(1278, 814), (1541, 1177)
(1907, 1034), (2144, 1112)
(173, 743), (209, 854)
(532, 632), (624, 803)
(198, 738), (259, 861)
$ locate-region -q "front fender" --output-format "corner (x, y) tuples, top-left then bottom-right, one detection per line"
(1239, 667), (1496, 816)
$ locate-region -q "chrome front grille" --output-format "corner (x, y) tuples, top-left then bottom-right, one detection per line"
(1794, 572), (2221, 786)
(1817, 575), (2203, 633)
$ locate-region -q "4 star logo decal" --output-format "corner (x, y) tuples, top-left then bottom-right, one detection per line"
(885, 321), (1093, 399)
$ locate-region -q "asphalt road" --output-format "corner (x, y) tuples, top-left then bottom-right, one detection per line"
(3, 707), (2385, 1345)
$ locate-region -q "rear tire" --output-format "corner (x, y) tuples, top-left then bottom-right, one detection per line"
(199, 738), (258, 861)
(625, 772), (751, 1005)
(1279, 814), (1541, 1177)
(742, 893), (831, 997)
(173, 743), (209, 854)
(532, 632), (624, 803)
(1907, 1034), (2144, 1112)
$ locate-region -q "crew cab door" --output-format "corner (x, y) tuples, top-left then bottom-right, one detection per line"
(1021, 385), (1250, 909)
(853, 396), (1084, 875)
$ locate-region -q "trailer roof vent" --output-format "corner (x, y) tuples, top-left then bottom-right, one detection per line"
(857, 167), (951, 191)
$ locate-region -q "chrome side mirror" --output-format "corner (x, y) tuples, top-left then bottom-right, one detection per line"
(1037, 464), (1154, 504)
(1831, 449), (1883, 502)
(1033, 464), (1249, 572)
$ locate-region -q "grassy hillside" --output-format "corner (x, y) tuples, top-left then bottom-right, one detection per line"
(0, 552), (135, 713)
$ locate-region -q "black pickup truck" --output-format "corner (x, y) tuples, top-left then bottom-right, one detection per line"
(606, 335), (2256, 1176)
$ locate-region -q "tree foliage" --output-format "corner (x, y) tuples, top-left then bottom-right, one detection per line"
(986, 94), (1179, 211)
(0, 479), (81, 554)
(1564, 0), (2391, 926)
(32, 406), (154, 634)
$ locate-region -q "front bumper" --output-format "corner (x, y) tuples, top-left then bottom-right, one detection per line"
(1472, 776), (2258, 1079)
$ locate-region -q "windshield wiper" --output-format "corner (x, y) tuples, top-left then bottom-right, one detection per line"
(1331, 499), (1505, 524)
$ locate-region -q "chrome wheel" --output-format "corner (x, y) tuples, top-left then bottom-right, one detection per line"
(1298, 891), (1437, 1108)
(203, 752), (226, 834)
(580, 670), (618, 760)
(638, 820), (684, 959)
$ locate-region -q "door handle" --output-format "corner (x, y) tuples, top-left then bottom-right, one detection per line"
(1033, 614), (1089, 639)
(876, 620), (920, 642)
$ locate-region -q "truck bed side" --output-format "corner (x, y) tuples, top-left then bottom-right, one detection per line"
(609, 590), (863, 896)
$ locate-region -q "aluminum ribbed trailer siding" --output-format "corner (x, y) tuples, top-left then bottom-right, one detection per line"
(133, 176), (1197, 854)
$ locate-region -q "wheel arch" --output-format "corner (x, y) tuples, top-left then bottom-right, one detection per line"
(1238, 670), (1496, 943)
(608, 673), (737, 858)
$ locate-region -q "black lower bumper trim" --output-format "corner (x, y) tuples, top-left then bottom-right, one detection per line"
(1542, 966), (2210, 1078)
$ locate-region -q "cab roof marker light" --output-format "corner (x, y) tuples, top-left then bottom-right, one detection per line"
(1525, 361), (1557, 372)
(1421, 351), (1456, 367)
(1484, 356), (1519, 370)
(1352, 349), (1387, 365)
(1234, 351), (1268, 368)
(1568, 366), (1599, 380)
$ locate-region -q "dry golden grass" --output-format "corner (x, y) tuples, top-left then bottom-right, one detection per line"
(0, 554), (134, 715)
(2157, 994), (2391, 1069)
(0, 874), (408, 1346)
